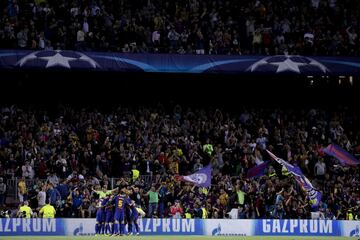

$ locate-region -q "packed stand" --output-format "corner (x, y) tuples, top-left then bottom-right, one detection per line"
(0, 104), (359, 220)
(0, 0), (360, 55)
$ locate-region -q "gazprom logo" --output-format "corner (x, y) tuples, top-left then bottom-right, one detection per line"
(211, 223), (246, 236)
(0, 218), (56, 233)
(73, 223), (94, 236)
(212, 224), (221, 235)
(262, 219), (333, 234)
(138, 219), (195, 233)
(350, 225), (360, 237)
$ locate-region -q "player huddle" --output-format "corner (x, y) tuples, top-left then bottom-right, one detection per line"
(95, 187), (145, 236)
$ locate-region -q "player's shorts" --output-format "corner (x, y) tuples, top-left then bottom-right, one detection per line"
(125, 208), (131, 221)
(96, 209), (105, 223)
(105, 210), (114, 223)
(114, 211), (125, 222)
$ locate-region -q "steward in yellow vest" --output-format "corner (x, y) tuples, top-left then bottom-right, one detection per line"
(131, 165), (140, 182)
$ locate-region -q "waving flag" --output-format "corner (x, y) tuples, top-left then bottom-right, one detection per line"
(266, 150), (322, 207)
(175, 165), (212, 187)
(247, 161), (270, 179)
(322, 143), (360, 166)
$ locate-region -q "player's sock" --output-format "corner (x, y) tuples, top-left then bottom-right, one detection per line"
(114, 223), (119, 234)
(105, 223), (110, 235)
(120, 223), (125, 234)
(95, 223), (99, 234)
(100, 223), (105, 234)
(135, 223), (139, 234)
(128, 222), (132, 234)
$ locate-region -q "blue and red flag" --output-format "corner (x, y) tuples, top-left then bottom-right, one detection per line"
(266, 150), (322, 208)
(175, 165), (212, 188)
(247, 161), (270, 179)
(322, 143), (360, 166)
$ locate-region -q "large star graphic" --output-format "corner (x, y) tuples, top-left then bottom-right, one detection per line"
(269, 57), (306, 73)
(39, 51), (76, 68)
(17, 50), (100, 69)
(248, 55), (329, 74)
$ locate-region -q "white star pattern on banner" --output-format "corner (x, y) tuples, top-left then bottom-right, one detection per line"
(40, 52), (76, 68)
(17, 50), (99, 69)
(248, 55), (329, 74)
(269, 58), (306, 73)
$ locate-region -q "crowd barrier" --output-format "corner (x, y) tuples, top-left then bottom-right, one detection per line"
(0, 218), (359, 237)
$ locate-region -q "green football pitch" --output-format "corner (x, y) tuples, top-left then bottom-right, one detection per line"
(1, 236), (357, 240)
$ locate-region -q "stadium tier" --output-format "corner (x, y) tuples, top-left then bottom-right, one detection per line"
(0, 103), (359, 221)
(0, 0), (360, 56)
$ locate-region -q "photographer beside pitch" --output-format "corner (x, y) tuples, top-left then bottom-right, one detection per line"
(17, 201), (33, 218)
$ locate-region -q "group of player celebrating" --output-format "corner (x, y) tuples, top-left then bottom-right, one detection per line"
(95, 186), (146, 236)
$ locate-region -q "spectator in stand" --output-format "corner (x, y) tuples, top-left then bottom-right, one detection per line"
(219, 189), (229, 207)
(273, 187), (285, 219)
(71, 188), (83, 217)
(145, 185), (159, 217)
(193, 202), (203, 219)
(56, 179), (70, 201)
(37, 184), (46, 209)
(170, 200), (183, 218)
(158, 182), (168, 218)
(17, 177), (27, 203)
(0, 178), (6, 207)
(314, 158), (326, 180)
(252, 29), (262, 54)
(47, 183), (61, 207)
(130, 187), (142, 208)
(67, 171), (84, 182)
(168, 28), (180, 50)
(22, 161), (34, 179)
(47, 172), (59, 187)
(16, 28), (27, 49)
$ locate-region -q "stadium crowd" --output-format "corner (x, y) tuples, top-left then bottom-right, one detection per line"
(0, 104), (359, 220)
(0, 0), (360, 55)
